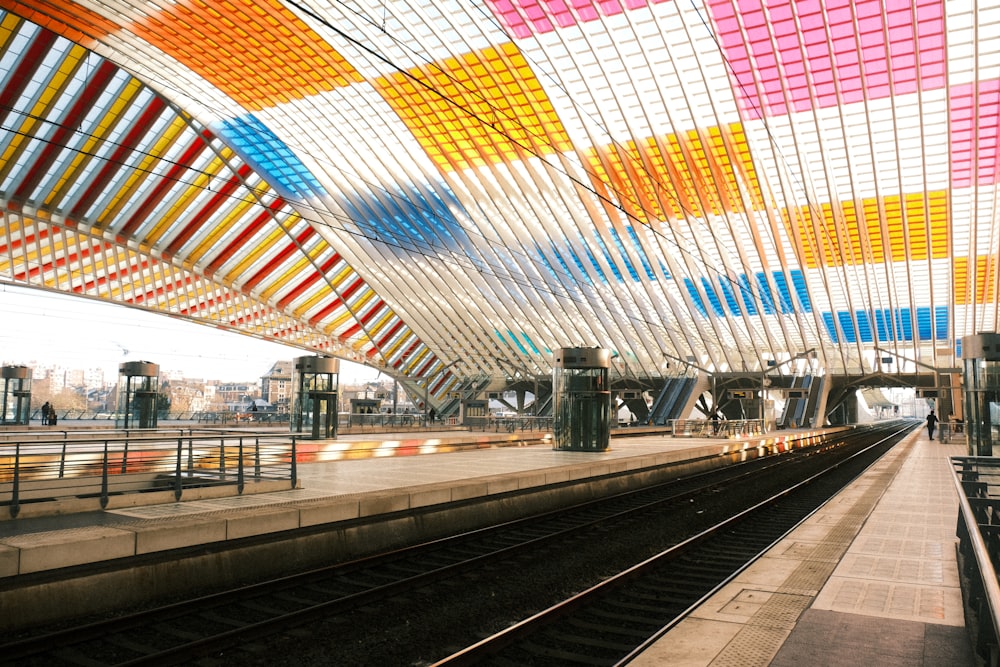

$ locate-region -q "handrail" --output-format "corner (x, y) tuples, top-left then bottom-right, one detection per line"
(484, 416), (553, 433)
(19, 409), (294, 423)
(950, 456), (1000, 666)
(667, 418), (764, 438)
(0, 427), (280, 441)
(1, 431), (298, 518)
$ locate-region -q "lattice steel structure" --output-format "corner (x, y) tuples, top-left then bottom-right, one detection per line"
(1, 1), (998, 404)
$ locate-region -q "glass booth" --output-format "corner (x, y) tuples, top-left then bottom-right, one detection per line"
(350, 398), (380, 426)
(116, 361), (159, 429)
(461, 399), (488, 428)
(552, 347), (611, 451)
(1, 365), (32, 425)
(962, 333), (1000, 456)
(292, 356), (339, 439)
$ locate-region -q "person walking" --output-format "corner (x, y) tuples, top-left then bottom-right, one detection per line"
(926, 409), (938, 440)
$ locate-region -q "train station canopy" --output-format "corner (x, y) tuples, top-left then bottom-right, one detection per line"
(1, 1), (998, 398)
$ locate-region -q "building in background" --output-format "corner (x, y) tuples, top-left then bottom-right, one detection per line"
(213, 382), (261, 412)
(261, 361), (293, 413)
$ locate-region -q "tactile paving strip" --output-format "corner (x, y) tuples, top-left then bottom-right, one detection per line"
(710, 622), (797, 667)
(708, 437), (915, 665)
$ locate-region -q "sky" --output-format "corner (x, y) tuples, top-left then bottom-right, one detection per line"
(0, 284), (383, 385)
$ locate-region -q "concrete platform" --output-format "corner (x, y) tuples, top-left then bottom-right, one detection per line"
(628, 428), (976, 666)
(2, 426), (812, 632)
(0, 428), (778, 579)
(0, 422), (975, 666)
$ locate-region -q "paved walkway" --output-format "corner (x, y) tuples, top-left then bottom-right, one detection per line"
(630, 428), (974, 666)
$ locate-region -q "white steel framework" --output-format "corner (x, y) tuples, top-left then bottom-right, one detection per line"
(0, 1), (998, 401)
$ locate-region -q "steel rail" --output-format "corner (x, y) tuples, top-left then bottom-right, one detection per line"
(0, 432), (852, 665)
(431, 423), (915, 666)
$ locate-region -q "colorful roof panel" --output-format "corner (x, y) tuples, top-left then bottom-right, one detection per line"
(1, 1), (999, 390)
(0, 12), (437, 379)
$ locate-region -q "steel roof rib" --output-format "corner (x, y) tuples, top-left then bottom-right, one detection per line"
(0, 17), (428, 370)
(2, 1), (1000, 398)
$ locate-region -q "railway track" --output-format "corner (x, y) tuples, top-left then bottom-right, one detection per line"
(0, 423), (914, 666)
(433, 422), (915, 666)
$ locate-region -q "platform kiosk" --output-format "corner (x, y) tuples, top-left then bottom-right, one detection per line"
(1, 365), (32, 425)
(962, 333), (1000, 456)
(116, 361), (159, 429)
(462, 399), (488, 428)
(350, 398), (380, 425)
(292, 356), (339, 439)
(552, 347), (611, 451)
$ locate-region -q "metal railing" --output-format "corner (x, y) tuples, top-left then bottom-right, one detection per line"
(192, 411), (290, 425)
(939, 420), (966, 444)
(951, 456), (1000, 667)
(481, 415), (553, 433)
(667, 418), (764, 438)
(17, 409), (293, 424)
(0, 429), (298, 518)
(344, 412), (438, 430)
